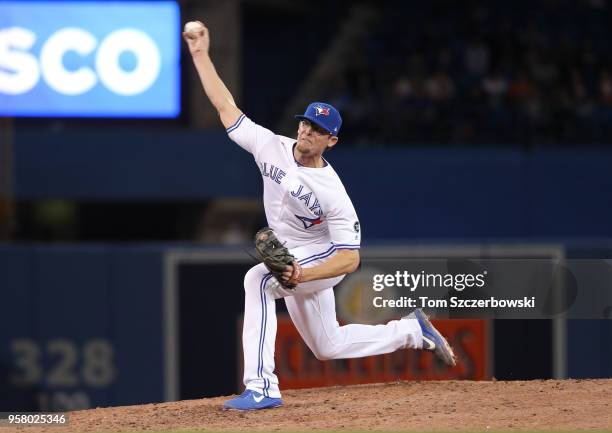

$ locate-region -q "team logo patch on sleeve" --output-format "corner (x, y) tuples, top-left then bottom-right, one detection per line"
(354, 221), (360, 233)
(295, 215), (323, 229)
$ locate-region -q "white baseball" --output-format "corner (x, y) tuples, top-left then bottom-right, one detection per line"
(184, 21), (204, 33)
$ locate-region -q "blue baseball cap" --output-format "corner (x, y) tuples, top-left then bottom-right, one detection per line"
(295, 102), (342, 136)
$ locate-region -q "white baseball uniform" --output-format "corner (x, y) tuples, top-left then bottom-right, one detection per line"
(227, 114), (423, 398)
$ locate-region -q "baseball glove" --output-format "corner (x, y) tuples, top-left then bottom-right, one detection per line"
(254, 227), (297, 289)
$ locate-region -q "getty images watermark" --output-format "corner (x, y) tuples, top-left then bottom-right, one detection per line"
(371, 270), (536, 309)
(336, 259), (612, 319)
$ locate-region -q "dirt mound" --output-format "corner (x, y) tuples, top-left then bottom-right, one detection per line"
(4, 379), (612, 432)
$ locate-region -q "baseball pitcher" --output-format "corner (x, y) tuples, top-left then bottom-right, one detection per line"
(183, 21), (456, 411)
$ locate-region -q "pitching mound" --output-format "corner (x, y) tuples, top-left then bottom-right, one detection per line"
(5, 379), (612, 432)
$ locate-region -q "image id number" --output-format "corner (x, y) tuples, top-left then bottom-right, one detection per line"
(5, 413), (67, 425)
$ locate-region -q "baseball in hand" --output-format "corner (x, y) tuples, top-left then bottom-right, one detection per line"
(184, 21), (204, 33)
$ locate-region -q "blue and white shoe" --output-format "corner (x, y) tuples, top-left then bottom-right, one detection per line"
(223, 389), (283, 411)
(407, 308), (457, 367)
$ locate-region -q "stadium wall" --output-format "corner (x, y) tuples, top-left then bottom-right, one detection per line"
(15, 131), (612, 239)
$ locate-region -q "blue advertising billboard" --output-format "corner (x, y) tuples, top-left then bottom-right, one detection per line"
(0, 1), (180, 117)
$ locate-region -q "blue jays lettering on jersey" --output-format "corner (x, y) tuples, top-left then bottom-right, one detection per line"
(290, 185), (323, 216)
(260, 162), (287, 184)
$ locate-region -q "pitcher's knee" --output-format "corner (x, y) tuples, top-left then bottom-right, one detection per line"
(244, 264), (268, 292)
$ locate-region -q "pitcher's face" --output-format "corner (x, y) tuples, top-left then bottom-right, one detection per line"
(296, 120), (337, 155)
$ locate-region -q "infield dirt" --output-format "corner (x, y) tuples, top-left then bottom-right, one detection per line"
(4, 379), (612, 432)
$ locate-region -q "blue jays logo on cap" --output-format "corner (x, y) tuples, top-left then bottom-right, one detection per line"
(295, 102), (342, 136)
(315, 106), (330, 116)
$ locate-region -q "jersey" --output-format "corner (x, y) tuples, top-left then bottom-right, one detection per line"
(227, 113), (361, 250)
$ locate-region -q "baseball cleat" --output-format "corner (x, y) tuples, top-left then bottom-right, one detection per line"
(407, 308), (457, 367)
(223, 389), (283, 411)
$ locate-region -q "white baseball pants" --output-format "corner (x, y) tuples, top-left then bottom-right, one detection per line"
(241, 242), (423, 398)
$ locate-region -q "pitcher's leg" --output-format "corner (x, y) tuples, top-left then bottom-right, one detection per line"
(241, 264), (281, 398)
(285, 289), (423, 360)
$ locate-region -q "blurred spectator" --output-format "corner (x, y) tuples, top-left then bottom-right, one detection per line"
(464, 37), (490, 78)
(508, 69), (534, 102)
(599, 70), (612, 105)
(482, 68), (508, 104)
(425, 69), (455, 101)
